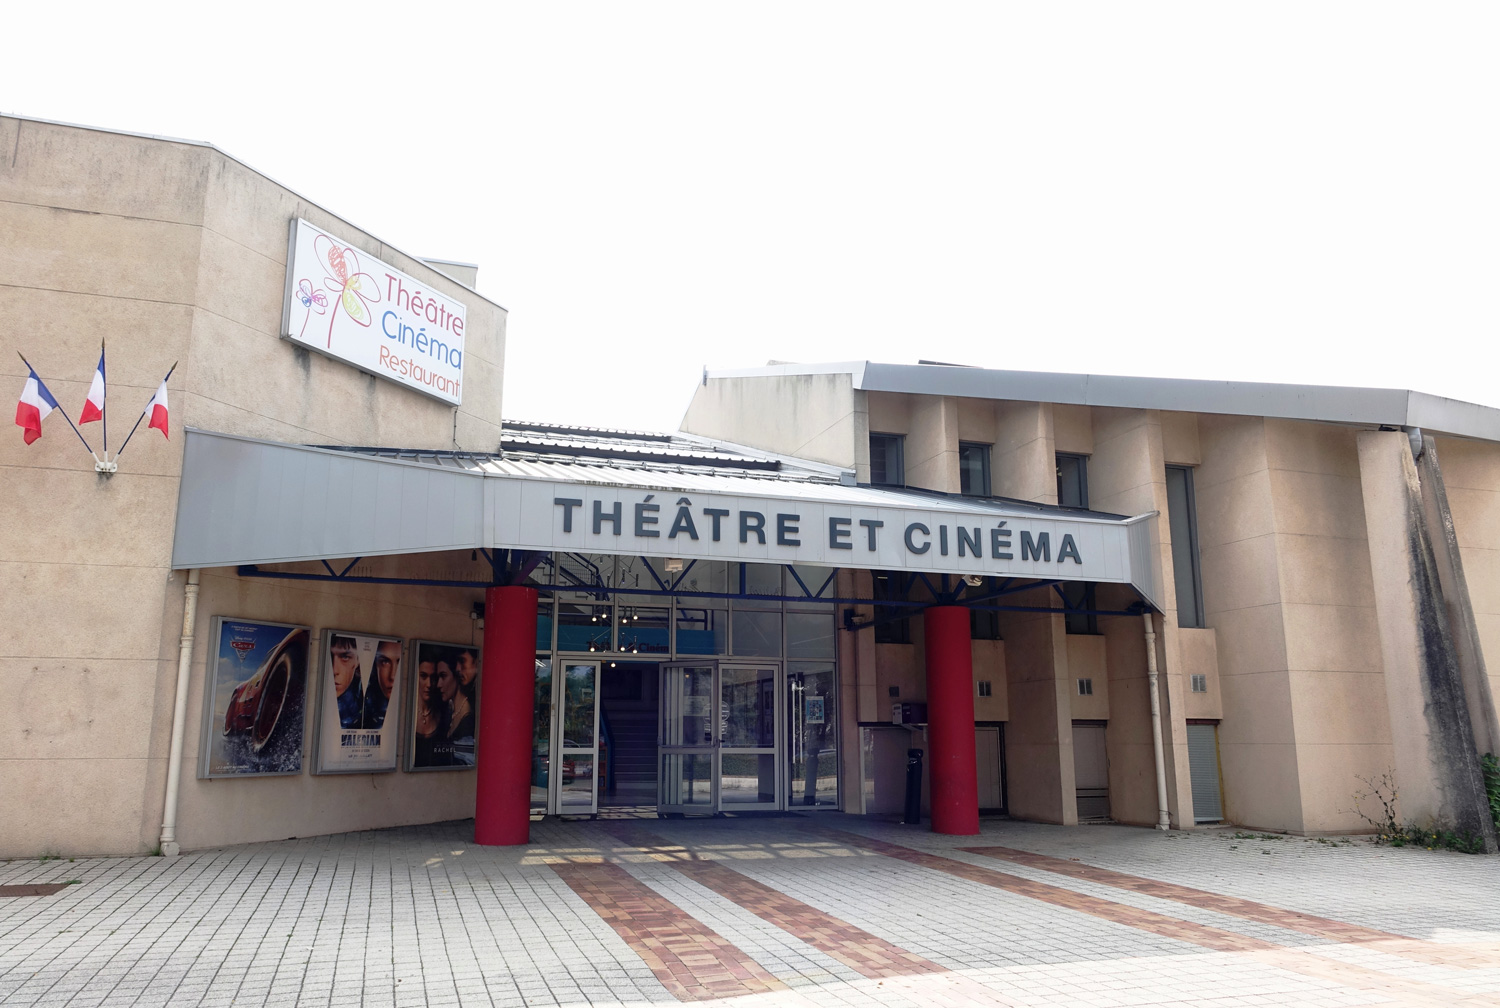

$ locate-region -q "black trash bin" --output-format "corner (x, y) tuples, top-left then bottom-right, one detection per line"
(904, 748), (923, 824)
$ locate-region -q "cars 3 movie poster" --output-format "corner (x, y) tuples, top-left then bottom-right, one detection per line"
(313, 631), (403, 774)
(201, 618), (310, 777)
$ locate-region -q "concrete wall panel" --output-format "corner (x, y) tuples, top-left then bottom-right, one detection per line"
(0, 118), (210, 223)
(680, 374), (860, 470)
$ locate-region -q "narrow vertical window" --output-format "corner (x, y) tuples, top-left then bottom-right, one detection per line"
(1056, 453), (1089, 508)
(872, 571), (911, 644)
(958, 442), (992, 496)
(1062, 581), (1097, 635)
(869, 433), (905, 487)
(1166, 465), (1206, 628)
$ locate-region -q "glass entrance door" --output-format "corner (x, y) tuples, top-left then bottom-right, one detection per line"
(658, 663), (782, 814)
(718, 665), (781, 810)
(554, 661), (599, 815)
(658, 664), (716, 814)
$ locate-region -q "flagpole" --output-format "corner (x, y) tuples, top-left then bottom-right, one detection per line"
(17, 352), (94, 457)
(101, 340), (108, 461)
(114, 361), (177, 462)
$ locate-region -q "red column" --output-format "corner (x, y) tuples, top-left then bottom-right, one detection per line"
(474, 585), (538, 845)
(924, 605), (980, 835)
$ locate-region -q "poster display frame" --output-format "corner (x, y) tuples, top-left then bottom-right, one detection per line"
(199, 616), (311, 779)
(310, 629), (406, 775)
(403, 638), (482, 773)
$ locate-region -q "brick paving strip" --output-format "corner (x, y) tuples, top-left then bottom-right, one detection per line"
(807, 828), (1500, 1008)
(603, 822), (948, 980)
(598, 823), (1028, 1007)
(0, 884), (71, 897)
(551, 860), (789, 1001)
(963, 845), (1500, 970)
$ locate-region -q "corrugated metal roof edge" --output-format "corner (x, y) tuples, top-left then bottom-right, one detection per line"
(192, 428), (1141, 525)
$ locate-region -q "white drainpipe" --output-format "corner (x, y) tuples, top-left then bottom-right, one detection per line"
(1143, 610), (1171, 830)
(159, 569), (201, 857)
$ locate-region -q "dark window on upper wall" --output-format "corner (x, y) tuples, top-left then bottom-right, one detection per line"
(959, 442), (992, 496)
(1056, 453), (1089, 508)
(1166, 465), (1206, 628)
(970, 607), (1002, 640)
(872, 571), (911, 643)
(1062, 582), (1098, 634)
(870, 434), (905, 487)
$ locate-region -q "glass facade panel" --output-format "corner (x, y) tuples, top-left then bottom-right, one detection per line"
(788, 663), (837, 807)
(661, 752), (714, 806)
(617, 606), (670, 655)
(557, 603), (613, 653)
(787, 564), (835, 601)
(531, 660), (551, 809)
(561, 664), (596, 747)
(536, 611), (554, 652)
(731, 610), (782, 656)
(786, 612), (836, 658)
(673, 559), (728, 600)
(662, 667), (714, 746)
(558, 755), (595, 808)
(674, 607), (726, 654)
(735, 563), (782, 610)
(720, 753), (777, 804)
(616, 556), (671, 603)
(535, 560), (845, 815)
(721, 667), (776, 747)
(552, 553), (616, 599)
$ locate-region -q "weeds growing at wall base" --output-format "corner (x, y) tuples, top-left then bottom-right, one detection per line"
(1351, 769), (1488, 855)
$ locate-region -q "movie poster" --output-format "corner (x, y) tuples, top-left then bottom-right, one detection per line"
(406, 640), (481, 771)
(313, 631), (404, 774)
(201, 618), (310, 777)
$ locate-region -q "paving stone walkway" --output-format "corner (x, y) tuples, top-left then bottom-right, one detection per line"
(3, 814), (1499, 1007)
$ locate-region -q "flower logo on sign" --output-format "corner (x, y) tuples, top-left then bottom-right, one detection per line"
(294, 278), (328, 340)
(314, 234), (381, 348)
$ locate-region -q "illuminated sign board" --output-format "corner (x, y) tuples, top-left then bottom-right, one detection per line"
(281, 218), (466, 405)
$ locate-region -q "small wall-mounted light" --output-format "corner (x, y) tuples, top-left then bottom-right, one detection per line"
(664, 557), (685, 573)
(963, 574), (984, 587)
(470, 602), (485, 630)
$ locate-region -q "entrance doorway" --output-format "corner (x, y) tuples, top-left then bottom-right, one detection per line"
(533, 657), (837, 816)
(659, 662), (781, 815)
(599, 661), (659, 807)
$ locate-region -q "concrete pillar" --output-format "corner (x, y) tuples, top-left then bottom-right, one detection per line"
(474, 585), (538, 846)
(1356, 431), (1497, 850)
(925, 605), (980, 835)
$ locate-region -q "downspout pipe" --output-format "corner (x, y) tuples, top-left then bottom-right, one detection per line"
(159, 569), (201, 857)
(1143, 610), (1171, 831)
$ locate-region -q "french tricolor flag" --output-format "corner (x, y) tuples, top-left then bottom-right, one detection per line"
(15, 365), (60, 445)
(80, 348), (105, 424)
(147, 379), (170, 439)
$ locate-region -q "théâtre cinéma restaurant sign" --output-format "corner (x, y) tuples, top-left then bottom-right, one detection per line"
(281, 218), (467, 405)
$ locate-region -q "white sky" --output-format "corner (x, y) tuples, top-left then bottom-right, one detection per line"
(7, 3), (1498, 432)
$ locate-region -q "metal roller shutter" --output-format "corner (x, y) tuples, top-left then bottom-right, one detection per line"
(1186, 723), (1223, 823)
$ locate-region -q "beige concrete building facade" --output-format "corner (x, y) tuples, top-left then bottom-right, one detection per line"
(682, 363), (1500, 841)
(1, 116), (507, 857)
(5, 115), (1497, 858)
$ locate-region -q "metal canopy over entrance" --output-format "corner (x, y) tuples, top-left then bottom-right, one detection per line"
(171, 429), (1163, 610)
